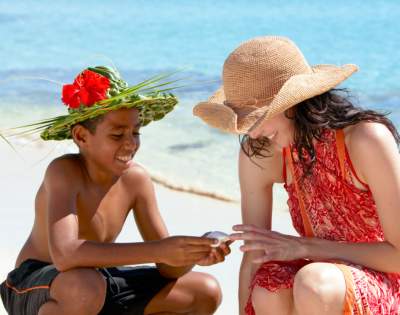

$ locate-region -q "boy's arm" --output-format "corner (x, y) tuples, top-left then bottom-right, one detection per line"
(46, 159), (213, 272)
(127, 165), (198, 278)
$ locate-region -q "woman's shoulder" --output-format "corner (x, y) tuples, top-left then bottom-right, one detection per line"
(343, 122), (398, 173)
(341, 122), (398, 186)
(344, 122), (396, 149)
(239, 142), (284, 185)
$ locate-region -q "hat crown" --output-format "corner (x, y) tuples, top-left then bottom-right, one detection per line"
(223, 36), (312, 102)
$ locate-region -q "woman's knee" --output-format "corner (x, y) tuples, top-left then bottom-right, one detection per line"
(293, 263), (346, 315)
(251, 286), (293, 315)
(251, 286), (270, 313)
(50, 268), (106, 313)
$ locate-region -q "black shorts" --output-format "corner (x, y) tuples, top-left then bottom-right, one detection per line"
(1, 259), (172, 315)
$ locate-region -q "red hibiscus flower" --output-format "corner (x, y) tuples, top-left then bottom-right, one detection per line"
(61, 70), (110, 109)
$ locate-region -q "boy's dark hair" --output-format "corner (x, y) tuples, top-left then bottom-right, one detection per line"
(240, 89), (400, 175)
(74, 115), (105, 135)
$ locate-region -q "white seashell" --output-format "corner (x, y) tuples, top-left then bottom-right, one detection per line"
(204, 231), (230, 247)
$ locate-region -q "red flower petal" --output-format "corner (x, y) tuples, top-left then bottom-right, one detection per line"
(88, 90), (106, 105)
(62, 84), (81, 109)
(61, 69), (110, 109)
(77, 88), (90, 106)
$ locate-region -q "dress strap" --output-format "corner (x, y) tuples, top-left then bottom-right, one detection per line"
(335, 129), (369, 190)
(286, 148), (314, 237)
(335, 129), (347, 179)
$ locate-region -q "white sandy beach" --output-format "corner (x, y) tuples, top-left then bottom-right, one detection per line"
(0, 140), (296, 315)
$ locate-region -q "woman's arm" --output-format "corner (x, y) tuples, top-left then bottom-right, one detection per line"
(312, 122), (400, 272)
(310, 122), (400, 272)
(232, 123), (400, 273)
(237, 147), (281, 315)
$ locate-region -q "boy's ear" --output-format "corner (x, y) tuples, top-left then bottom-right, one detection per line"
(71, 125), (89, 147)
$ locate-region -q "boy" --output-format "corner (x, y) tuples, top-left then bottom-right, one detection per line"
(0, 67), (230, 315)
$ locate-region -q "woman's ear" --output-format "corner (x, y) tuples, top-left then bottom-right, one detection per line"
(71, 124), (89, 148)
(284, 107), (296, 119)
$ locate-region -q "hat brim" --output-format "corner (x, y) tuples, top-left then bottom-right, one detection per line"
(41, 94), (178, 141)
(193, 64), (358, 134)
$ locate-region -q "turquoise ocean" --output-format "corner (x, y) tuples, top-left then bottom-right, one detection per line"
(1, 0), (399, 199)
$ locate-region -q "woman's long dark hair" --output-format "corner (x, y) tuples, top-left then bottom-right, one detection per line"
(240, 89), (400, 175)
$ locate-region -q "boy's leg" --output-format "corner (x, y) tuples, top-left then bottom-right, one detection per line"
(144, 271), (222, 315)
(38, 268), (106, 315)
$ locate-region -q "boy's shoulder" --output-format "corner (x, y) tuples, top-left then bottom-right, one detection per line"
(98, 162), (155, 212)
(46, 153), (82, 173)
(44, 154), (84, 190)
(43, 156), (154, 200)
(119, 162), (154, 193)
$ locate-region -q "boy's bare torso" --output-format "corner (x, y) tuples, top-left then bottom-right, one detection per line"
(16, 154), (132, 267)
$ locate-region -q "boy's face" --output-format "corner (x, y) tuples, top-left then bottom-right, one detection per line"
(82, 108), (141, 176)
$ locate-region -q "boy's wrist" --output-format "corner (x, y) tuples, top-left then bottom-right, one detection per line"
(150, 239), (165, 264)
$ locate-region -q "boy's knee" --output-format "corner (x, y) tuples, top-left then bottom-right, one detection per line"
(191, 272), (222, 314)
(51, 268), (106, 313)
(293, 263), (345, 315)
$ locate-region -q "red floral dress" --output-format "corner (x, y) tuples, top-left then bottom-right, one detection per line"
(245, 129), (400, 315)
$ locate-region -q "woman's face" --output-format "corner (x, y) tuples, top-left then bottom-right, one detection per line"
(247, 111), (294, 149)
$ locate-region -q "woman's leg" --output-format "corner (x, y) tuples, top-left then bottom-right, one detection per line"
(38, 268), (106, 315)
(144, 271), (222, 315)
(251, 286), (294, 315)
(249, 262), (346, 315)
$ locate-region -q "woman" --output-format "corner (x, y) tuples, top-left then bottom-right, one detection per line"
(193, 36), (400, 314)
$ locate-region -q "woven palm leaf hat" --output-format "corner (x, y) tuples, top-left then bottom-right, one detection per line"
(12, 66), (179, 141)
(193, 36), (358, 134)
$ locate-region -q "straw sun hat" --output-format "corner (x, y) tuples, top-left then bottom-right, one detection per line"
(193, 36), (358, 134)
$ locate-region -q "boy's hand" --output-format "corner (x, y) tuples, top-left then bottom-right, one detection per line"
(157, 236), (216, 266)
(196, 240), (233, 266)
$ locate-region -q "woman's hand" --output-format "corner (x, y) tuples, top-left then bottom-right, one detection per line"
(230, 224), (307, 263)
(196, 241), (233, 266)
(157, 236), (217, 266)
